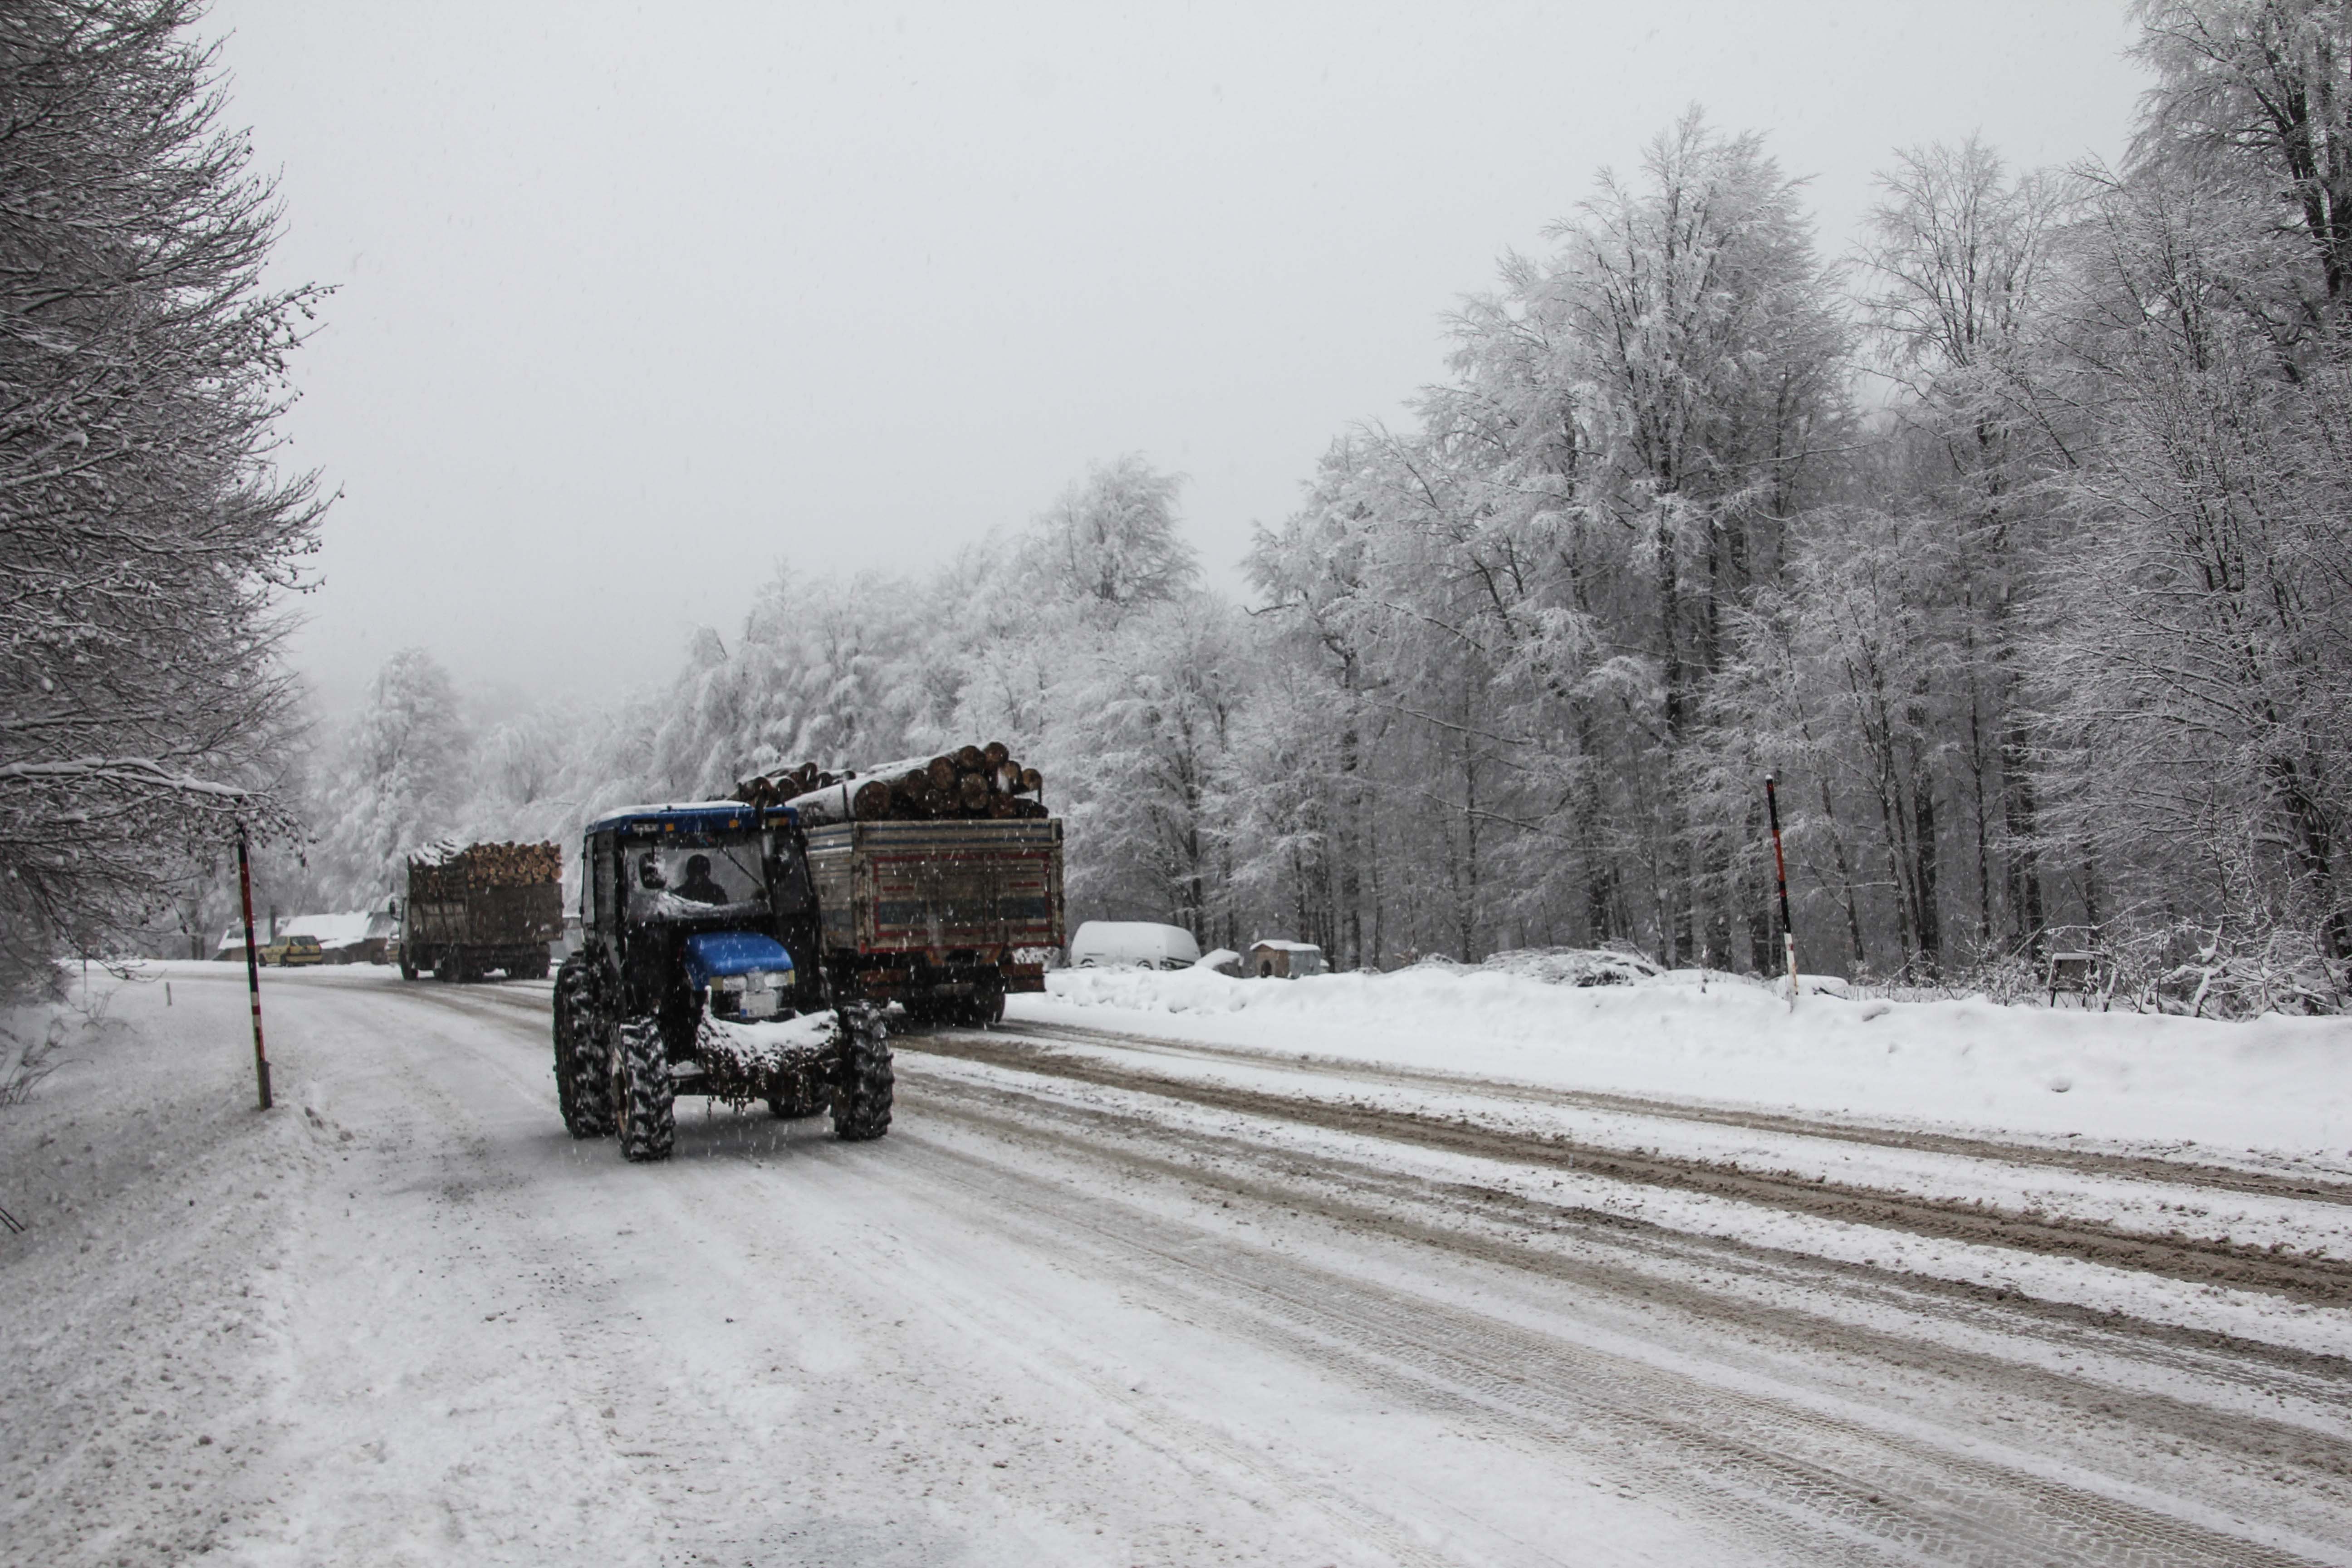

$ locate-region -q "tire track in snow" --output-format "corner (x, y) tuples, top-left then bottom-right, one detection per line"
(988, 1017), (2352, 1206)
(883, 1086), (2347, 1568)
(905, 1029), (2352, 1305)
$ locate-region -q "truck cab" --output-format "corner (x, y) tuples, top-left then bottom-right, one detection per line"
(556, 801), (891, 1161)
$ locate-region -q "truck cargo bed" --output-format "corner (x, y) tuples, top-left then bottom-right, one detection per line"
(805, 818), (1063, 952)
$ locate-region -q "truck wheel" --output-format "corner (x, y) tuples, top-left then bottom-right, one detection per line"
(399, 951), (418, 981)
(612, 1015), (675, 1162)
(434, 954), (466, 983)
(943, 991), (1002, 1028)
(829, 1005), (892, 1142)
(518, 951), (551, 981)
(553, 956), (612, 1138)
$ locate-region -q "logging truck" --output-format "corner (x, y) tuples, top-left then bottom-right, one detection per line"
(401, 841), (564, 982)
(734, 743), (1065, 1025)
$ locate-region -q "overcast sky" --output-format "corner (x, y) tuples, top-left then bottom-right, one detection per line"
(206, 1), (2149, 716)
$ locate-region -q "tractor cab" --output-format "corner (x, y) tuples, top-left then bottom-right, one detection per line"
(579, 801), (823, 1020)
(555, 800), (891, 1160)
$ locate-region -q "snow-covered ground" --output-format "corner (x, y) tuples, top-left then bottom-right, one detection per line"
(3, 961), (2348, 1565)
(1036, 962), (2352, 1160)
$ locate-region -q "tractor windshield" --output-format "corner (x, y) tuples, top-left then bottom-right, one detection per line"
(625, 835), (769, 924)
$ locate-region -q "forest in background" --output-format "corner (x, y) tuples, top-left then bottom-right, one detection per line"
(206, 2), (2352, 1016)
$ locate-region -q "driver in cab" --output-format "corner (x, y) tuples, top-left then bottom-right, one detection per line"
(636, 850), (730, 906)
(675, 853), (729, 905)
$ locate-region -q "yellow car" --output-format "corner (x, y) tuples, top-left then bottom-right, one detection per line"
(259, 934), (325, 967)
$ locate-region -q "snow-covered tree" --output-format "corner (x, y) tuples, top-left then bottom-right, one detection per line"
(313, 650), (473, 906)
(0, 0), (325, 988)
(2130, 0), (2352, 322)
(1024, 455), (1198, 619)
(1852, 138), (2082, 957)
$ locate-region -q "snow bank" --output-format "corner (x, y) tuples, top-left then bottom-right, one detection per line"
(1032, 963), (2352, 1158)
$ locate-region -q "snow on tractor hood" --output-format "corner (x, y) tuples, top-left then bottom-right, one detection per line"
(682, 930), (794, 987)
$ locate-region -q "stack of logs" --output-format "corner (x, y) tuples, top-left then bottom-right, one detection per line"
(733, 743), (1047, 826)
(410, 840), (564, 890)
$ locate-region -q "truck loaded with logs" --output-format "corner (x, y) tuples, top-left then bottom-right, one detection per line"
(550, 742), (1065, 1161)
(401, 840), (565, 981)
(730, 742), (1063, 1026)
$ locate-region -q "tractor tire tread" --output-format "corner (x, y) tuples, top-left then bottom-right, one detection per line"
(830, 1006), (893, 1142)
(553, 956), (612, 1138)
(614, 1014), (675, 1162)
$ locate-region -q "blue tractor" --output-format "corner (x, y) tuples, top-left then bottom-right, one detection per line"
(552, 800), (892, 1161)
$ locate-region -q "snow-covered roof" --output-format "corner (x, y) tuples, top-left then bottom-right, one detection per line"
(282, 912), (374, 944)
(595, 799), (748, 819)
(1250, 939), (1323, 954)
(583, 801), (767, 836)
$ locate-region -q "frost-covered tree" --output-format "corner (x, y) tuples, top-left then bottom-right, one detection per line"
(1720, 508), (1965, 978)
(2040, 169), (2352, 977)
(1033, 594), (1248, 940)
(0, 0), (325, 988)
(1025, 455), (1198, 618)
(313, 650), (472, 906)
(2131, 0), (2352, 321)
(1248, 113), (1847, 967)
(1847, 139), (2082, 957)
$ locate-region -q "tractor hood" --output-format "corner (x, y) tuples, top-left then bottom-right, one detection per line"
(682, 931), (794, 987)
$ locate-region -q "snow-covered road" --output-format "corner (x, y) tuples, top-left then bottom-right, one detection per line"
(6, 965), (2351, 1565)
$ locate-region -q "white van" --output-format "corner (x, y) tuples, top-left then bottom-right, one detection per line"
(1068, 921), (1201, 970)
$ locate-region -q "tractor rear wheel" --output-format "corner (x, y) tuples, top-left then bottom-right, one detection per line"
(612, 1015), (675, 1162)
(553, 956), (612, 1138)
(829, 1005), (892, 1142)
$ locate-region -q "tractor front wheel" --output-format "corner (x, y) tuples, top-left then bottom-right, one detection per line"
(553, 956), (612, 1138)
(612, 1015), (675, 1162)
(829, 1005), (892, 1142)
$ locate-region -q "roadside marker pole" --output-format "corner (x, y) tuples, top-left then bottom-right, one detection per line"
(1765, 776), (1798, 1010)
(235, 821), (273, 1110)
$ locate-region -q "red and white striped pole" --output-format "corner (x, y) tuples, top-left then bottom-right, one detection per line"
(235, 821), (273, 1110)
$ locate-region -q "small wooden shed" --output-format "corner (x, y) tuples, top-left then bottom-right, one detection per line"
(1249, 939), (1326, 979)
